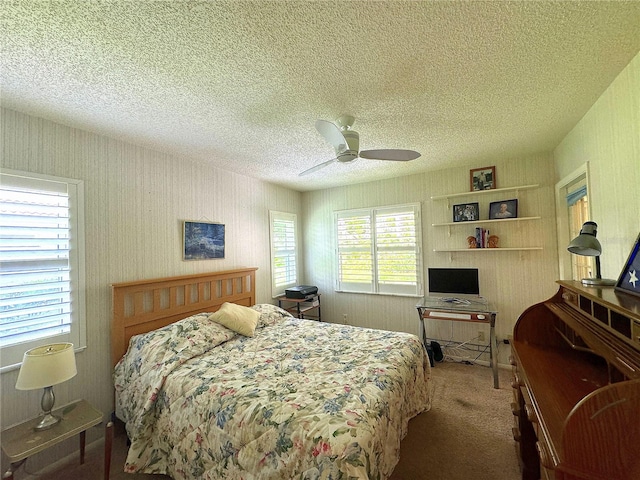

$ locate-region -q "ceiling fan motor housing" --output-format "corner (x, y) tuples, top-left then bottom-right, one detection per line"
(337, 151), (358, 163)
(335, 130), (359, 162)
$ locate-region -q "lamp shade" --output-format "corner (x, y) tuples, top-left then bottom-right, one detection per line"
(567, 221), (602, 257)
(15, 343), (77, 390)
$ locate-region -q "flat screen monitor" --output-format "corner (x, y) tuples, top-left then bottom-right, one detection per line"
(428, 268), (479, 296)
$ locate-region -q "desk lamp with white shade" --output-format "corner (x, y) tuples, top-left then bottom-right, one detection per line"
(567, 221), (616, 286)
(15, 343), (77, 431)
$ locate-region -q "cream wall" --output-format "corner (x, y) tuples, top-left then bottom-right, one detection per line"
(554, 52), (640, 277)
(0, 108), (302, 473)
(301, 153), (560, 366)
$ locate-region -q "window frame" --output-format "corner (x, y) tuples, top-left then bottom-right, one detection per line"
(269, 210), (299, 298)
(0, 169), (86, 372)
(555, 163), (592, 281)
(334, 203), (423, 297)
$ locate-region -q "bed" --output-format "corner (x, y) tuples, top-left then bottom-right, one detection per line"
(112, 268), (432, 479)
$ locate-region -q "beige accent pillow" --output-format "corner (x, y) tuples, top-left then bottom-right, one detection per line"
(208, 302), (260, 337)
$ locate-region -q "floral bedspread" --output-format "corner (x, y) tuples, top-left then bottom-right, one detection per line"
(114, 307), (432, 479)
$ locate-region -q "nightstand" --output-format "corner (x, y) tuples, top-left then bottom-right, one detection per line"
(277, 293), (321, 321)
(1, 399), (105, 480)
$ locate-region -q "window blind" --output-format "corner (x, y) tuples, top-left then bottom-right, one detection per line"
(1, 180), (72, 346)
(566, 185), (588, 207)
(335, 204), (422, 296)
(376, 208), (419, 291)
(269, 211), (298, 296)
(336, 210), (373, 292)
(0, 171), (85, 370)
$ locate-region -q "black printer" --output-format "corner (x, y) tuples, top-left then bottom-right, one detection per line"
(285, 285), (318, 299)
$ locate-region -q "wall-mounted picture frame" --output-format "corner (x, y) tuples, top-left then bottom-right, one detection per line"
(470, 166), (496, 191)
(615, 233), (640, 298)
(183, 221), (225, 260)
(489, 199), (518, 219)
(453, 202), (479, 222)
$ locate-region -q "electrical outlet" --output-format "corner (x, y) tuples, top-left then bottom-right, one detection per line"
(478, 330), (485, 342)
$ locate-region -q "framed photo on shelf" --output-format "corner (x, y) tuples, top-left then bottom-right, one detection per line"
(489, 199), (518, 219)
(470, 166), (495, 191)
(453, 202), (479, 222)
(615, 233), (640, 297)
(183, 220), (225, 260)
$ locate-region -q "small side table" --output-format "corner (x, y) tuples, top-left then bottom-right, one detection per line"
(1, 399), (104, 480)
(277, 294), (321, 321)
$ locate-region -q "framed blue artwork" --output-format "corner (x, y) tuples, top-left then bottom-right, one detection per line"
(183, 221), (225, 260)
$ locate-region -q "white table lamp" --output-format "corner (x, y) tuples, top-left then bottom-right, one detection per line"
(15, 343), (77, 431)
(567, 221), (615, 286)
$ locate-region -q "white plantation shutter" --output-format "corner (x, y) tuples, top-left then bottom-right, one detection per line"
(335, 204), (422, 296)
(0, 171), (86, 370)
(269, 211), (298, 296)
(375, 206), (420, 294)
(336, 210), (373, 293)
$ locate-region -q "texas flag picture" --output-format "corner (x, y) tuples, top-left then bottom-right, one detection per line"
(617, 235), (640, 296)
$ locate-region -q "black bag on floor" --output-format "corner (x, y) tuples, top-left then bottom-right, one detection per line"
(430, 341), (444, 363)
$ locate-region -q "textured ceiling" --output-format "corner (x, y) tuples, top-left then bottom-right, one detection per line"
(3, 1), (640, 192)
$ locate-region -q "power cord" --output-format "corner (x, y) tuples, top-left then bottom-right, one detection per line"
(441, 334), (491, 364)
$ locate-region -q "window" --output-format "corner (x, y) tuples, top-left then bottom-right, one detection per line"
(566, 178), (592, 281)
(269, 211), (298, 297)
(0, 170), (86, 371)
(335, 203), (422, 296)
(556, 164), (592, 282)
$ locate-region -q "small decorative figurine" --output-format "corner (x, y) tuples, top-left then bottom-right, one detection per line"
(488, 235), (499, 248)
(467, 236), (478, 248)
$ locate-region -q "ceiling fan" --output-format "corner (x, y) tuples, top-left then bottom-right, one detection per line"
(299, 115), (421, 176)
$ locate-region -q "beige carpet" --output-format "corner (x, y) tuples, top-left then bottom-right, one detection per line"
(26, 361), (520, 480)
(389, 361), (520, 480)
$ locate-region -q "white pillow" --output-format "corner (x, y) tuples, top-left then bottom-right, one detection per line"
(208, 302), (260, 337)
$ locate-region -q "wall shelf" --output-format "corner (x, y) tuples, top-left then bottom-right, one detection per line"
(434, 247), (543, 252)
(432, 216), (541, 227)
(431, 183), (542, 252)
(430, 184), (539, 201)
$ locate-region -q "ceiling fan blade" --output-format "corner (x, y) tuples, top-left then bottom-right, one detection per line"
(315, 119), (348, 152)
(299, 158), (337, 176)
(359, 149), (421, 161)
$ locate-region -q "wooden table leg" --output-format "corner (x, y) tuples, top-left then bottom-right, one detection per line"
(79, 430), (86, 464)
(104, 421), (114, 480)
(3, 459), (26, 480)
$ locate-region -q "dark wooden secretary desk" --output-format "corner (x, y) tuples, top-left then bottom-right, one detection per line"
(511, 281), (640, 480)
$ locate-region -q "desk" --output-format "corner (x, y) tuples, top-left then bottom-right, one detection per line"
(416, 297), (499, 388)
(1, 399), (104, 480)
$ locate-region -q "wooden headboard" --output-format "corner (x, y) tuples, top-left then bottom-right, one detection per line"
(111, 267), (257, 366)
